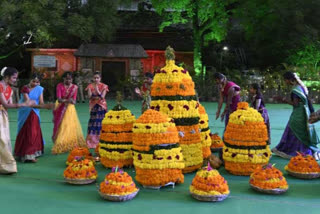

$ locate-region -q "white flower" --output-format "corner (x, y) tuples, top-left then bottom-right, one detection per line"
(178, 131), (185, 137)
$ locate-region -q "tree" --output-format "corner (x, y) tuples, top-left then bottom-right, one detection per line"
(234, 0), (320, 68)
(288, 41), (320, 71)
(0, 0), (121, 49)
(0, 0), (124, 69)
(149, 0), (235, 75)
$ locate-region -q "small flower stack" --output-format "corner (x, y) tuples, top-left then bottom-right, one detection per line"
(223, 102), (271, 175)
(210, 133), (224, 151)
(250, 164), (288, 194)
(66, 147), (92, 165)
(285, 153), (320, 179)
(198, 104), (212, 159)
(99, 167), (139, 202)
(99, 103), (136, 168)
(132, 109), (185, 188)
(190, 164), (229, 202)
(63, 157), (97, 184)
(150, 46), (203, 173)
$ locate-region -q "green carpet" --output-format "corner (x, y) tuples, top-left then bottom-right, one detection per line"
(1, 101), (320, 214)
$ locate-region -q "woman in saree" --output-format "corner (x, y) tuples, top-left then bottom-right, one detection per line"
(249, 83), (271, 144)
(0, 67), (33, 173)
(85, 72), (109, 149)
(214, 72), (241, 127)
(135, 72), (153, 113)
(52, 72), (86, 154)
(14, 73), (50, 163)
(272, 72), (320, 159)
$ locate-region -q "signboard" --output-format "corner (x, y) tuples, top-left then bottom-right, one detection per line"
(33, 55), (56, 68)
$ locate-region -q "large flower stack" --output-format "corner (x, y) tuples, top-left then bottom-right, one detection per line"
(132, 109), (185, 187)
(223, 102), (271, 175)
(99, 97), (136, 168)
(198, 104), (212, 159)
(150, 46), (203, 173)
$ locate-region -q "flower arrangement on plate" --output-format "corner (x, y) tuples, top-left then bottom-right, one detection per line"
(98, 167), (139, 202)
(284, 153), (320, 179)
(250, 164), (288, 194)
(190, 163), (229, 202)
(64, 156), (97, 185)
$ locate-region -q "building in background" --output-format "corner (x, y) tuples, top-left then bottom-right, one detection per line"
(27, 48), (77, 77)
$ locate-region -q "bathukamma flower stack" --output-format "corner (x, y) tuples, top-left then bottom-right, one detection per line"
(150, 46), (203, 173)
(132, 109), (184, 187)
(223, 102), (271, 175)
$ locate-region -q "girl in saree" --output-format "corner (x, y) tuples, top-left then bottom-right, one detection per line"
(14, 73), (51, 163)
(214, 72), (241, 127)
(249, 83), (271, 144)
(52, 72), (86, 154)
(135, 72), (153, 114)
(272, 72), (320, 159)
(85, 72), (109, 149)
(0, 67), (34, 173)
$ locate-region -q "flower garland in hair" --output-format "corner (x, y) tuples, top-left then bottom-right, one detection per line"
(293, 73), (309, 95)
(0, 67), (7, 76)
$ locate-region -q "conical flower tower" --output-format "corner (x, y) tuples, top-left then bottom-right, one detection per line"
(198, 104), (212, 159)
(99, 92), (136, 168)
(223, 102), (271, 175)
(150, 46), (203, 173)
(132, 109), (185, 187)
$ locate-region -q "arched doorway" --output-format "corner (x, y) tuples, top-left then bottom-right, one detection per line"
(101, 61), (127, 95)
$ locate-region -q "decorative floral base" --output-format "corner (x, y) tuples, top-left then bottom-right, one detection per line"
(250, 184), (288, 195)
(285, 169), (320, 179)
(190, 192), (229, 202)
(64, 178), (96, 185)
(99, 189), (139, 202)
(142, 182), (175, 190)
(100, 157), (133, 168)
(182, 163), (203, 174)
(225, 161), (265, 176)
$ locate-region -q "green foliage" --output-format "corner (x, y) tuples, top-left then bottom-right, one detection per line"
(234, 0), (320, 67)
(150, 0), (234, 75)
(0, 0), (121, 50)
(67, 14), (95, 43)
(287, 40), (320, 71)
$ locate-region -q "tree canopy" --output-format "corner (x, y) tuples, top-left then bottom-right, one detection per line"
(234, 0), (320, 67)
(150, 0), (235, 74)
(0, 0), (121, 50)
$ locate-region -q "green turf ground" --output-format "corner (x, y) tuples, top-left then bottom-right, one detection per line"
(1, 101), (320, 214)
